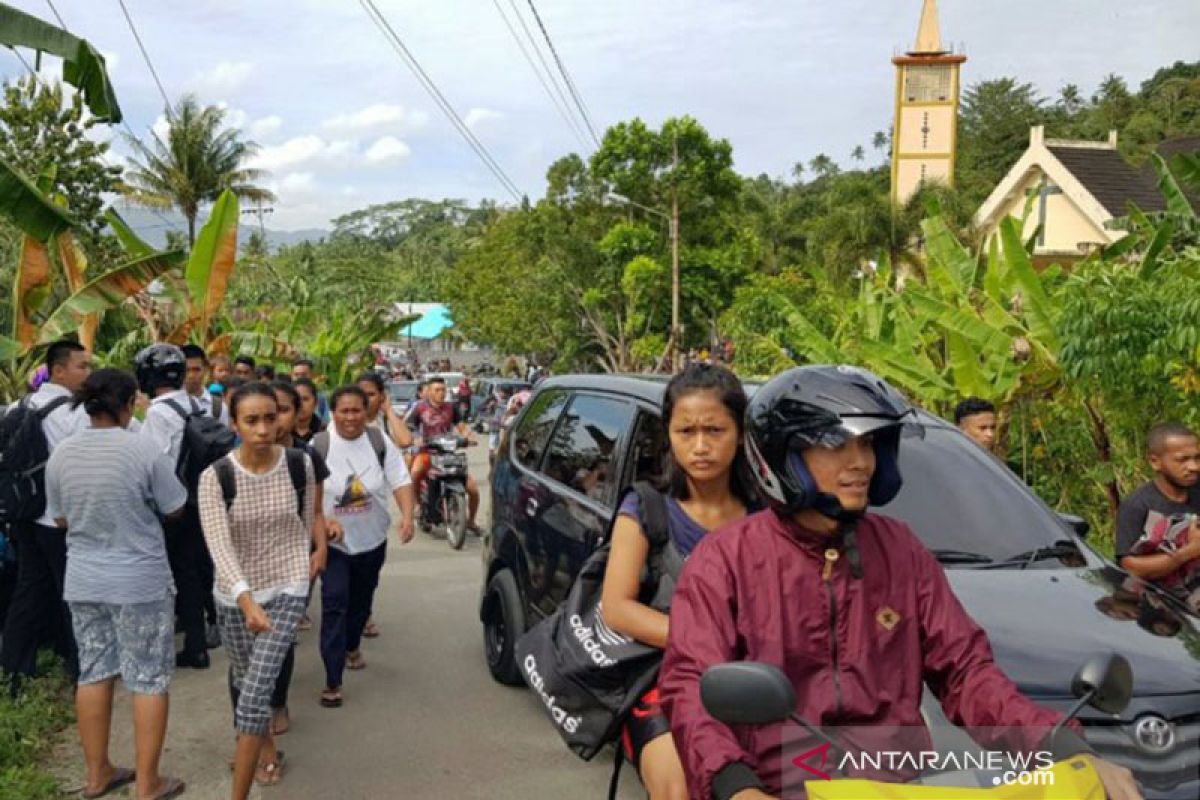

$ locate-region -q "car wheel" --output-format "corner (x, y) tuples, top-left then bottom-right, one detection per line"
(483, 569), (526, 686)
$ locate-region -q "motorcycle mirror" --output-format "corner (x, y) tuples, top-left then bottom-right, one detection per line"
(1071, 653), (1133, 715)
(701, 662), (796, 726)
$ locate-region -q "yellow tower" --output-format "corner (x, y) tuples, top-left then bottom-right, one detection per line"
(890, 0), (966, 205)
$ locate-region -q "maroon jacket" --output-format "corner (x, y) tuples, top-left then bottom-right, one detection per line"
(660, 509), (1083, 800)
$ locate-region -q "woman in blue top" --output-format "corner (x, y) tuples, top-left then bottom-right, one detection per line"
(599, 363), (756, 800)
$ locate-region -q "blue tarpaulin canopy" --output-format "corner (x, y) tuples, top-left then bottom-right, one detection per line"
(400, 304), (453, 339)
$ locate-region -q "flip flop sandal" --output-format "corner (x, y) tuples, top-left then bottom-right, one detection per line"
(363, 622), (380, 638)
(81, 766), (136, 799)
(272, 707), (291, 735)
(347, 651), (366, 670)
(320, 689), (343, 708)
(255, 751), (286, 786)
(147, 776), (186, 800)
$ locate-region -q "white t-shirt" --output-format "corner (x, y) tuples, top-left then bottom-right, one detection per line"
(322, 428), (411, 554)
(189, 389), (230, 426)
(140, 388), (193, 463)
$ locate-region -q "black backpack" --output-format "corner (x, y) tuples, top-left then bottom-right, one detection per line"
(0, 396), (72, 524)
(212, 448), (308, 516)
(513, 482), (680, 762)
(164, 398), (237, 507)
(312, 427), (387, 468)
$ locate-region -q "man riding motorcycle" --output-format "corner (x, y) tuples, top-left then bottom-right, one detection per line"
(658, 365), (1140, 800)
(405, 376), (481, 534)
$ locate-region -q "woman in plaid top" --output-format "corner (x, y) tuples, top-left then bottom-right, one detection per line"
(198, 384), (326, 798)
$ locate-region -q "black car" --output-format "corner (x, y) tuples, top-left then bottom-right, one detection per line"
(480, 374), (1200, 797)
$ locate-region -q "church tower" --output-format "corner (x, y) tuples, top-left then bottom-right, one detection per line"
(890, 0), (966, 205)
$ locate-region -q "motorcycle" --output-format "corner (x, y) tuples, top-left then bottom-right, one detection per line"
(418, 435), (471, 550)
(700, 653), (1133, 799)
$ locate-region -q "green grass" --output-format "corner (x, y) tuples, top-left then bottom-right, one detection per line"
(0, 654), (73, 800)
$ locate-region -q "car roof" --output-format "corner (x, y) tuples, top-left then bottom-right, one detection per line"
(537, 373), (763, 404)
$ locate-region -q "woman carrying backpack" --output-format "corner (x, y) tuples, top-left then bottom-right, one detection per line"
(197, 384), (323, 797)
(599, 363), (756, 800)
(315, 386), (415, 708)
(264, 381), (334, 735)
(46, 368), (188, 800)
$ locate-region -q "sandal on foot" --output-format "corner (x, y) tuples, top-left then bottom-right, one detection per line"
(82, 766), (136, 799)
(271, 706), (291, 735)
(347, 650), (366, 670)
(319, 688), (343, 708)
(362, 621), (380, 638)
(255, 751), (285, 786)
(144, 776), (186, 800)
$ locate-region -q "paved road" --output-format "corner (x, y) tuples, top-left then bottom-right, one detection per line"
(55, 445), (640, 799)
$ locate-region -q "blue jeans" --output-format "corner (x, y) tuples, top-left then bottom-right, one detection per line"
(319, 543), (386, 690)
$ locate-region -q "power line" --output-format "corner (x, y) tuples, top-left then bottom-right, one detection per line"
(115, 0), (173, 117)
(44, 0), (67, 27)
(495, 0), (590, 151)
(357, 0), (523, 202)
(525, 0), (601, 147)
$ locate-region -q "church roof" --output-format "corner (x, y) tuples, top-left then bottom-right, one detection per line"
(1046, 145), (1166, 217)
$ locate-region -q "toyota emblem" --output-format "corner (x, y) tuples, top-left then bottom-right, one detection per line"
(1133, 716), (1175, 754)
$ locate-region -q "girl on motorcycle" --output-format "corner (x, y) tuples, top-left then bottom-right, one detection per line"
(599, 363), (757, 800)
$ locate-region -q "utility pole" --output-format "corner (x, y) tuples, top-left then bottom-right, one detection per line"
(670, 133), (681, 373)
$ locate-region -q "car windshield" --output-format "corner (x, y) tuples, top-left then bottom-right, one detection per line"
(389, 382), (418, 401)
(878, 422), (1083, 568)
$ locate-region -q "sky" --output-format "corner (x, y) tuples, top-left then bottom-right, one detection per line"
(3, 0), (1198, 230)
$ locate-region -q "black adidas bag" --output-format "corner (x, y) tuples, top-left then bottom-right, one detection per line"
(513, 482), (683, 761)
(0, 396), (71, 523)
(165, 398), (237, 507)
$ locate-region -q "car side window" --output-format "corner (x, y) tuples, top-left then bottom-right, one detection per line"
(512, 389), (568, 470)
(630, 411), (666, 485)
(542, 394), (636, 505)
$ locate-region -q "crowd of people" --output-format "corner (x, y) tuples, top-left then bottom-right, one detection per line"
(0, 338), (1190, 800)
(0, 341), (489, 800)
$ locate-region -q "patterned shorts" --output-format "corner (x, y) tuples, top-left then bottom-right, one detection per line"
(70, 596), (175, 695)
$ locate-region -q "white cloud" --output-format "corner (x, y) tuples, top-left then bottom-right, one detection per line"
(215, 103), (248, 131)
(193, 61), (255, 95)
(280, 172), (316, 193)
(464, 107), (502, 131)
(250, 115), (284, 139)
(151, 115), (170, 142)
(249, 135), (329, 171)
(100, 50), (120, 74)
(323, 104), (429, 135)
(365, 136), (412, 164)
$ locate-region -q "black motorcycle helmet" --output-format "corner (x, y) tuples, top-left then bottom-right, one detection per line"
(134, 343), (186, 395)
(745, 365), (917, 522)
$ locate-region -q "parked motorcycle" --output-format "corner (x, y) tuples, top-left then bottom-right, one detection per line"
(418, 435), (471, 550)
(700, 653), (1133, 799)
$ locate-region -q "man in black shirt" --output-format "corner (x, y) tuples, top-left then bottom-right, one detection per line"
(1116, 422), (1200, 589)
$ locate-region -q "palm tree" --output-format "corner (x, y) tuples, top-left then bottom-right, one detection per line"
(851, 145), (866, 163)
(123, 95), (274, 245)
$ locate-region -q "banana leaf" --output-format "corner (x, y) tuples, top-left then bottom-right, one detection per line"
(14, 236), (52, 347)
(998, 217), (1059, 354)
(1171, 153), (1200, 194)
(56, 231), (97, 349)
(0, 158), (75, 242)
(1138, 219), (1175, 280)
(104, 207), (157, 259)
(186, 191), (239, 336)
(36, 250), (183, 345)
(0, 4), (122, 122)
(1151, 154), (1196, 219)
(783, 308), (841, 364)
(208, 331), (295, 361)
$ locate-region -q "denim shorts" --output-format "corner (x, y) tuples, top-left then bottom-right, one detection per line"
(70, 596), (175, 695)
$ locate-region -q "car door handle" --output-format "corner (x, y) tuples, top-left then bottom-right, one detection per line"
(525, 498), (539, 517)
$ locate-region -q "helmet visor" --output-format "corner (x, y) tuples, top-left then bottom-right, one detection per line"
(790, 410), (922, 451)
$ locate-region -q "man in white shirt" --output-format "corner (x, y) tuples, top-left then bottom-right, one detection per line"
(181, 344), (230, 425)
(137, 343), (214, 669)
(1, 340), (90, 686)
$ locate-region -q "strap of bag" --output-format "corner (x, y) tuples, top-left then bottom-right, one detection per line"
(364, 426), (387, 467)
(35, 396), (71, 421)
(607, 746), (625, 800)
(284, 448), (307, 518)
(216, 450), (307, 518)
(214, 456), (237, 509)
(313, 431), (330, 460)
(162, 398), (191, 421)
(630, 481), (670, 551)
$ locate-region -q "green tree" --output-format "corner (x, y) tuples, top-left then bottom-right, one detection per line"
(123, 95), (274, 246)
(957, 78), (1046, 203)
(0, 77), (121, 261)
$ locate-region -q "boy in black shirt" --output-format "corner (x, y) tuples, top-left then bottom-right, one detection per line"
(1117, 422), (1200, 590)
